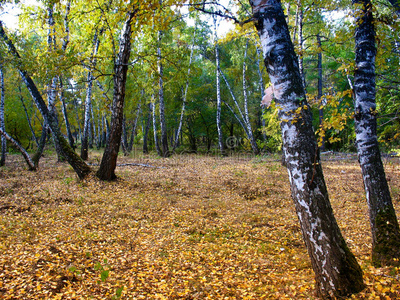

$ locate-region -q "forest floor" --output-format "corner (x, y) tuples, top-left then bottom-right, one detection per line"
(0, 151), (399, 299)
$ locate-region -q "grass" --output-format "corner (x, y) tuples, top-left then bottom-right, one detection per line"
(0, 152), (399, 299)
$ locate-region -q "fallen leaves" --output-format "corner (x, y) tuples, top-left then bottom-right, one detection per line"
(0, 153), (399, 299)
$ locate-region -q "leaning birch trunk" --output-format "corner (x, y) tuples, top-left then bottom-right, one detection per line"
(249, 0), (365, 298)
(0, 21), (91, 179)
(47, 4), (65, 162)
(353, 0), (400, 267)
(242, 41), (260, 155)
(96, 11), (135, 180)
(0, 66), (6, 166)
(214, 16), (225, 156)
(0, 128), (36, 171)
(157, 30), (170, 157)
(82, 30), (101, 160)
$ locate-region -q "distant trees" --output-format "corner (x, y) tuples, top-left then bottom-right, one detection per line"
(0, 21), (92, 179)
(0, 0), (399, 185)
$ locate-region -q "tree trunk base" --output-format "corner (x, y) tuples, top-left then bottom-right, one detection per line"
(372, 208), (400, 267)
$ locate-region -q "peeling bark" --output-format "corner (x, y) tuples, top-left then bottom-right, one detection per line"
(250, 0), (364, 297)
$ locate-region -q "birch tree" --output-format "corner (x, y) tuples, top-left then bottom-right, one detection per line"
(353, 0), (400, 266)
(0, 21), (91, 179)
(249, 0), (364, 297)
(157, 28), (170, 157)
(96, 10), (136, 180)
(214, 15), (225, 156)
(0, 65), (5, 166)
(46, 2), (65, 161)
(81, 29), (102, 160)
(0, 128), (36, 171)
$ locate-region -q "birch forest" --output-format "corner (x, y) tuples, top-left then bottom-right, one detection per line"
(0, 0), (400, 299)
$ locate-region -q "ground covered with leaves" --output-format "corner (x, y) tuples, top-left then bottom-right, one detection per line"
(0, 152), (399, 299)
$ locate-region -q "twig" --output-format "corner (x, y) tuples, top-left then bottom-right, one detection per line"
(88, 162), (163, 168)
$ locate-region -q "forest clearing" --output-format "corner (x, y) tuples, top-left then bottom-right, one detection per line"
(0, 152), (399, 299)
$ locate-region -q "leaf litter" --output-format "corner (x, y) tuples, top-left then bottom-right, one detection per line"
(0, 153), (399, 299)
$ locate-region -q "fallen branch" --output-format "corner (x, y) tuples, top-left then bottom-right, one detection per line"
(88, 162), (162, 168)
(0, 128), (36, 171)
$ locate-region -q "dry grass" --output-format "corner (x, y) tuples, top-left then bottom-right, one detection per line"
(0, 152), (399, 299)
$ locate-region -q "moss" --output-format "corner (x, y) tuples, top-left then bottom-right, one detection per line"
(316, 238), (365, 299)
(372, 208), (400, 267)
(339, 239), (366, 296)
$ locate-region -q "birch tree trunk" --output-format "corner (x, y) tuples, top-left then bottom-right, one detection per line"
(0, 65), (5, 166)
(59, 78), (75, 149)
(214, 17), (225, 156)
(157, 30), (170, 157)
(296, 0), (306, 90)
(47, 4), (65, 162)
(96, 11), (135, 180)
(128, 101), (141, 152)
(353, 0), (400, 267)
(152, 101), (162, 156)
(249, 0), (365, 297)
(82, 29), (101, 160)
(242, 40), (260, 155)
(0, 21), (91, 179)
(59, 1), (74, 150)
(173, 26), (197, 152)
(32, 123), (48, 168)
(121, 117), (129, 156)
(317, 33), (325, 150)
(143, 103), (151, 154)
(256, 46), (268, 143)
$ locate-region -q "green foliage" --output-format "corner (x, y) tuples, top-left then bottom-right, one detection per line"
(1, 0), (400, 158)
